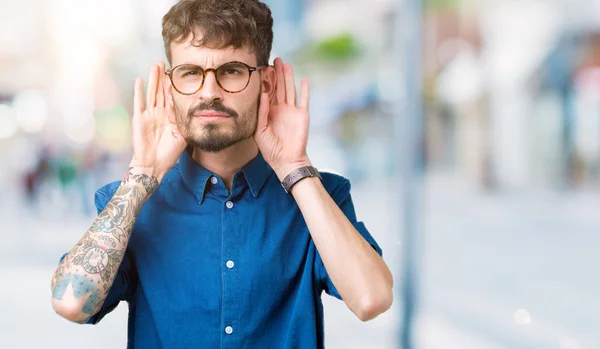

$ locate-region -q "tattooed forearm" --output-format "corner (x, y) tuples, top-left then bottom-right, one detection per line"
(97, 235), (116, 248)
(51, 167), (159, 322)
(71, 235), (123, 281)
(125, 167), (160, 196)
(53, 273), (102, 315)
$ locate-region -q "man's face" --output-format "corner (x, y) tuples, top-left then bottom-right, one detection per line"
(167, 34), (263, 153)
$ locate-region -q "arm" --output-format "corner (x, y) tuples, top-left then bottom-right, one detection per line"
(254, 58), (392, 322)
(50, 61), (187, 323)
(288, 176), (393, 321)
(50, 168), (158, 323)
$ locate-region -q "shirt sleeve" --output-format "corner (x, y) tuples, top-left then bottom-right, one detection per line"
(58, 181), (137, 324)
(314, 176), (383, 300)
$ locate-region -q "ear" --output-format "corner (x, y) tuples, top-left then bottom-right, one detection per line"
(261, 65), (277, 104)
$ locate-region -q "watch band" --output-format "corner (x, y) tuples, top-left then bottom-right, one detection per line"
(281, 166), (322, 194)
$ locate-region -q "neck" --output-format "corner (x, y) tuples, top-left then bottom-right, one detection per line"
(191, 138), (259, 189)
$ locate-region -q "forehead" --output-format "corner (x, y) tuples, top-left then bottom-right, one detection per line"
(169, 32), (257, 67)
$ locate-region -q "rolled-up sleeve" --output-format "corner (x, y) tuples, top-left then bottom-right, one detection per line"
(314, 177), (382, 300)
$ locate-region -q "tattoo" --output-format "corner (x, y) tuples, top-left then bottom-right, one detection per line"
(97, 235), (116, 248)
(52, 273), (103, 315)
(71, 236), (123, 282)
(51, 168), (157, 320)
(53, 254), (71, 287)
(125, 167), (160, 196)
(82, 247), (108, 274)
(123, 169), (131, 184)
(99, 195), (129, 241)
(134, 175), (159, 196)
(90, 215), (115, 233)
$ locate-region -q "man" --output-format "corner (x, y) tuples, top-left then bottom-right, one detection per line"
(50, 0), (393, 348)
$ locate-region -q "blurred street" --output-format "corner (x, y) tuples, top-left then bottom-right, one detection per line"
(1, 173), (598, 349)
(3, 0), (600, 347)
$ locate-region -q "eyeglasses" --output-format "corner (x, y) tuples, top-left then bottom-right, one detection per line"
(165, 61), (264, 95)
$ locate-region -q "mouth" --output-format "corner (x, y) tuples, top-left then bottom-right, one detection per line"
(193, 112), (232, 121)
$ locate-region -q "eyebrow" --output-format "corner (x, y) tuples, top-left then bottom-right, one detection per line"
(176, 65), (202, 71)
(174, 61), (251, 69)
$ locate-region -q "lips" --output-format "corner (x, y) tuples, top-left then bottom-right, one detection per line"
(187, 103), (238, 120)
(193, 112), (231, 118)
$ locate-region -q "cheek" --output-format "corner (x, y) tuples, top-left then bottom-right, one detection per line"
(236, 89), (261, 113)
(173, 96), (192, 113)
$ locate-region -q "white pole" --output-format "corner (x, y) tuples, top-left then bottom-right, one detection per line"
(394, 0), (423, 348)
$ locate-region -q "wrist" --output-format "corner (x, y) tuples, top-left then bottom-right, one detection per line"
(127, 162), (165, 183)
(288, 176), (321, 196)
(124, 165), (162, 196)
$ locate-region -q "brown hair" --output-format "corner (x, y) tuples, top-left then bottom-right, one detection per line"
(162, 0), (274, 66)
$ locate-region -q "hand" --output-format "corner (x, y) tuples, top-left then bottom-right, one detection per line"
(130, 62), (187, 182)
(254, 58), (312, 181)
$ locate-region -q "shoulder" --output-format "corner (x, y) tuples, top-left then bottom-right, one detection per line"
(93, 180), (121, 213)
(319, 170), (352, 204)
(95, 180), (121, 201)
(157, 166), (182, 190)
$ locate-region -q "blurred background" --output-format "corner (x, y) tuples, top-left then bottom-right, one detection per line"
(1, 0), (599, 348)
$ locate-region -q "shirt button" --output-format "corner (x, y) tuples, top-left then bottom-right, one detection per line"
(225, 326), (233, 335)
(210, 176), (218, 185)
(225, 201), (234, 209)
(226, 260), (234, 269)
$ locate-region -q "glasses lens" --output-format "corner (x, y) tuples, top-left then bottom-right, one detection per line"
(216, 62), (250, 92)
(172, 65), (204, 94)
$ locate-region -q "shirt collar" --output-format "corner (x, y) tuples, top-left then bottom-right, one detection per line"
(178, 149), (273, 203)
(239, 151), (273, 198)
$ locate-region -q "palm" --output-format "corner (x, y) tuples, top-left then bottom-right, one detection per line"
(155, 112), (185, 167)
(255, 58), (311, 177)
(256, 104), (308, 166)
(131, 62), (187, 176)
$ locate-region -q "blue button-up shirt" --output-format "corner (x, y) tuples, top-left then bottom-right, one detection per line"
(83, 150), (382, 348)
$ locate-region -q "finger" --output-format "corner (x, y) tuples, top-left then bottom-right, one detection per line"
(299, 78), (310, 113)
(167, 123), (188, 151)
(134, 78), (144, 114)
(256, 92), (270, 133)
(274, 58), (285, 105)
(156, 62), (166, 108)
(146, 64), (158, 108)
(167, 105), (177, 124)
(168, 123), (184, 141)
(284, 64), (296, 107)
(164, 76), (175, 108)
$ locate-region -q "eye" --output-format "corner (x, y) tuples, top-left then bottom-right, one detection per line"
(182, 70), (201, 77)
(223, 68), (242, 75)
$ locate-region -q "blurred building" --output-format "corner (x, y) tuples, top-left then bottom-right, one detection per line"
(2, 1), (600, 349)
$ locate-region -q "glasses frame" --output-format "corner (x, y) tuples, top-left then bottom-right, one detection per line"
(165, 61), (265, 95)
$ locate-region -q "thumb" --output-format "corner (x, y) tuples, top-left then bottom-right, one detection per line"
(167, 123), (186, 147)
(166, 104), (177, 125)
(256, 93), (269, 134)
(173, 131), (188, 154)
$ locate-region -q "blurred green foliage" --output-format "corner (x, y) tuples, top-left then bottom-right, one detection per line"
(295, 33), (362, 64)
(313, 33), (361, 60)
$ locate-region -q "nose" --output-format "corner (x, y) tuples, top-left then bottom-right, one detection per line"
(197, 69), (223, 103)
